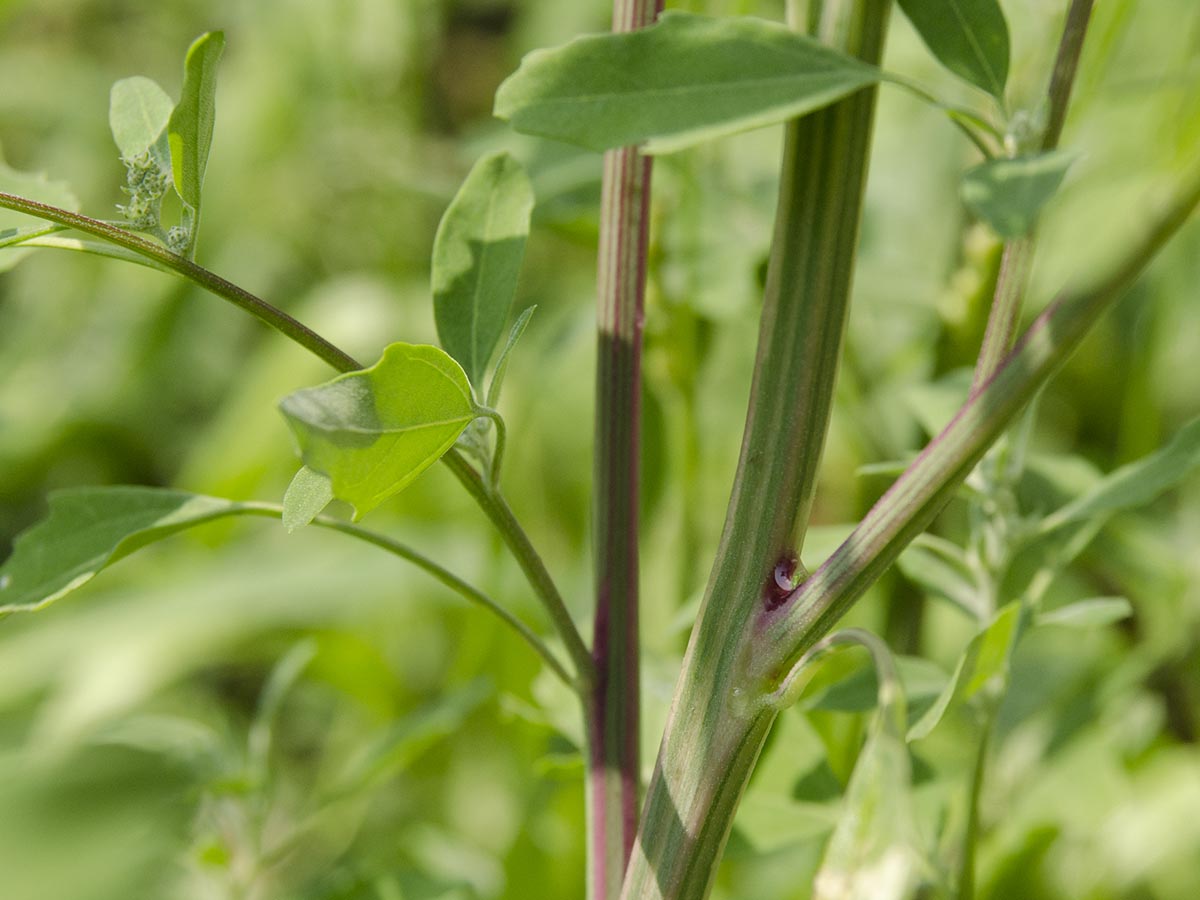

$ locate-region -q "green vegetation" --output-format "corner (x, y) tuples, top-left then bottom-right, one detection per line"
(1, 1), (1198, 899)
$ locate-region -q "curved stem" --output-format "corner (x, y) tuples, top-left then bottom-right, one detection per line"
(442, 449), (596, 689)
(476, 406), (508, 487)
(234, 503), (577, 688)
(0, 191), (361, 373)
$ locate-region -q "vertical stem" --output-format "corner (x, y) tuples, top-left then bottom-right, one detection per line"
(621, 2), (891, 897)
(971, 0), (1095, 390)
(957, 712), (995, 900)
(591, 0), (663, 896)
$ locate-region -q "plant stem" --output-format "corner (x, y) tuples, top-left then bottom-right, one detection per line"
(971, 0), (1094, 390)
(239, 503), (577, 689)
(957, 711), (995, 900)
(621, 2), (890, 897)
(442, 449), (596, 690)
(753, 156), (1200, 686)
(0, 192), (361, 374)
(0, 191), (594, 690)
(590, 0), (663, 894)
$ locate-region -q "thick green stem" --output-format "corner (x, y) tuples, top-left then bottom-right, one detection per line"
(590, 0), (663, 895)
(621, 3), (890, 897)
(753, 157), (1200, 686)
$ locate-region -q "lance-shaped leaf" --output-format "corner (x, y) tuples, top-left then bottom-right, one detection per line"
(109, 76), (174, 169)
(494, 12), (881, 154)
(487, 304), (536, 408)
(961, 151), (1074, 239)
(0, 487), (253, 614)
(433, 152), (534, 390)
(897, 0), (1010, 98)
(168, 31), (225, 210)
(279, 343), (477, 518)
(0, 149), (79, 272)
(1036, 596), (1132, 630)
(282, 466), (334, 532)
(908, 601), (1022, 741)
(1038, 414), (1200, 536)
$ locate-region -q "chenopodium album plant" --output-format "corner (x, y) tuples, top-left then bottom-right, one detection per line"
(1, 0), (1199, 897)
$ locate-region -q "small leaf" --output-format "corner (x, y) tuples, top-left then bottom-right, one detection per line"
(802, 654), (949, 726)
(433, 152), (534, 391)
(495, 12), (880, 154)
(1036, 596), (1133, 629)
(897, 543), (986, 621)
(279, 343), (478, 519)
(897, 0), (1010, 97)
(282, 466), (333, 532)
(168, 31), (225, 210)
(0, 487), (252, 614)
(109, 76), (174, 168)
(1039, 414), (1200, 535)
(961, 151), (1074, 239)
(908, 601), (1022, 741)
(0, 147), (80, 272)
(486, 305), (536, 408)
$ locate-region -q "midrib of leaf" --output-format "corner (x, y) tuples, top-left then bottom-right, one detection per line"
(468, 188), (506, 383)
(948, 0), (1002, 96)
(529, 70), (873, 106)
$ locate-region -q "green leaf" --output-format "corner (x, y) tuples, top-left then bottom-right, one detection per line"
(109, 76), (174, 167)
(168, 31), (225, 210)
(897, 0), (1010, 97)
(494, 12), (880, 154)
(961, 152), (1074, 239)
(486, 305), (536, 408)
(279, 343), (478, 518)
(1039, 414), (1200, 535)
(1036, 596), (1133, 629)
(0, 487), (253, 614)
(0, 147), (80, 272)
(897, 542), (986, 621)
(812, 635), (920, 900)
(908, 601), (1022, 741)
(282, 466), (334, 532)
(433, 152), (534, 391)
(801, 654), (949, 725)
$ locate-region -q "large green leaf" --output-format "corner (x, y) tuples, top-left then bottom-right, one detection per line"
(279, 343), (478, 518)
(0, 148), (80, 272)
(109, 76), (174, 167)
(494, 12), (880, 154)
(433, 152), (534, 391)
(168, 31), (225, 210)
(0, 487), (253, 614)
(1038, 414), (1200, 535)
(897, 0), (1010, 98)
(961, 152), (1073, 239)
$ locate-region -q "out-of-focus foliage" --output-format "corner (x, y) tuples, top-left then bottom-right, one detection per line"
(1, 1), (1198, 898)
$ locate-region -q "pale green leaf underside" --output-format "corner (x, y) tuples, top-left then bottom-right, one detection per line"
(961, 151), (1073, 239)
(897, 0), (1010, 97)
(109, 76), (174, 165)
(494, 12), (880, 154)
(1037, 596), (1132, 629)
(168, 31), (225, 209)
(1039, 414), (1200, 535)
(433, 152), (534, 390)
(282, 466), (334, 532)
(0, 148), (80, 272)
(279, 342), (477, 518)
(0, 487), (252, 614)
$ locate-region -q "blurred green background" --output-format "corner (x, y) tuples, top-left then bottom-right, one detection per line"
(1, 1), (1198, 898)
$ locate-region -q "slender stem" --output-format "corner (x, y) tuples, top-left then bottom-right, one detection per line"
(477, 406), (508, 487)
(957, 712), (995, 900)
(0, 192), (361, 373)
(237, 503), (576, 689)
(442, 449), (596, 689)
(591, 0), (662, 893)
(0, 191), (592, 693)
(621, 3), (891, 897)
(753, 157), (1200, 686)
(971, 0), (1094, 390)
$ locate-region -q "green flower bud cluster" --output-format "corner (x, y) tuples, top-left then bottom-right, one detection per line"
(116, 150), (170, 229)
